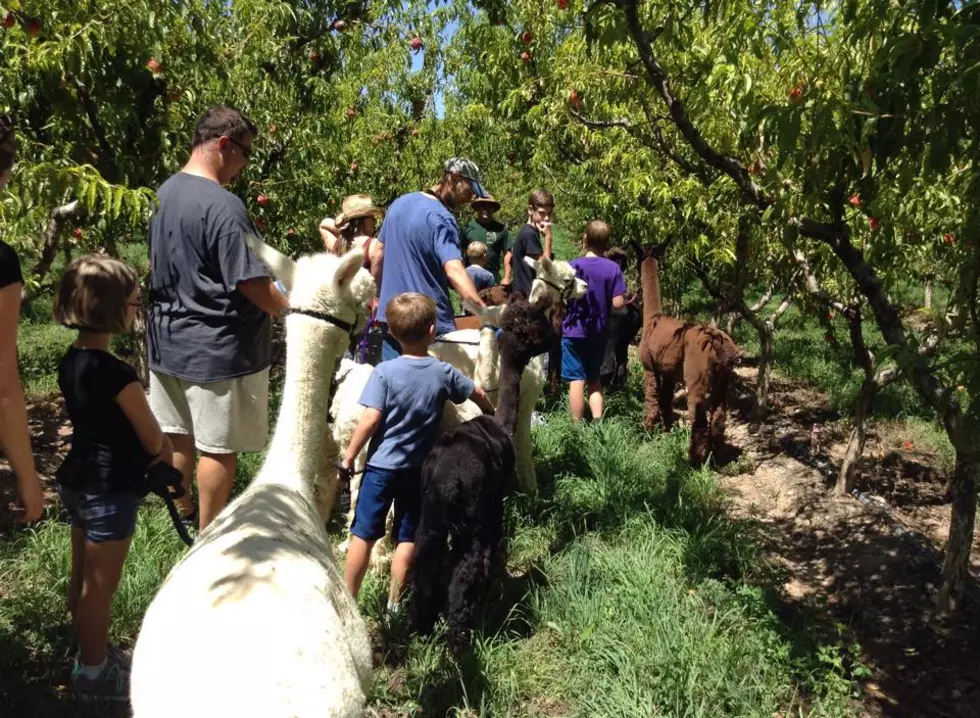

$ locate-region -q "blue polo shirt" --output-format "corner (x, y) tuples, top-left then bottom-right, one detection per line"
(376, 192), (462, 337)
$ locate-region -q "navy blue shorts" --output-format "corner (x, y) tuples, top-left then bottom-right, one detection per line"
(58, 485), (141, 543)
(561, 336), (606, 382)
(350, 465), (421, 544)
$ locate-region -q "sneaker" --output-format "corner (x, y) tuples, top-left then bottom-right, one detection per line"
(72, 654), (130, 702)
(106, 643), (131, 670)
(530, 411), (546, 427)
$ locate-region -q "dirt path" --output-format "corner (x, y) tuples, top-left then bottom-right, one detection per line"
(718, 367), (980, 718)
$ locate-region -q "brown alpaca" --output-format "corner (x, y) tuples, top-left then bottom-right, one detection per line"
(634, 242), (739, 466)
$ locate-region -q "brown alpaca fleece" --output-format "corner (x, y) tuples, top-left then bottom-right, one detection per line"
(479, 284), (513, 306)
(477, 283), (565, 397)
(635, 244), (739, 466)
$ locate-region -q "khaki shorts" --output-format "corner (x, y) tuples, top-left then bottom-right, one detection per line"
(149, 369), (270, 454)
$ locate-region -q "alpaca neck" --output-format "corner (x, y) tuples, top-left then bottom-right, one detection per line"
(641, 256), (664, 323)
(476, 326), (501, 408)
(257, 317), (346, 498)
(495, 345), (529, 436)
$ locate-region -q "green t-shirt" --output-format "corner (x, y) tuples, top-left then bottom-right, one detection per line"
(461, 219), (511, 281)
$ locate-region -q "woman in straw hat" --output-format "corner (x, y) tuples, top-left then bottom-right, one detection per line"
(320, 194), (385, 363)
(319, 194), (384, 264)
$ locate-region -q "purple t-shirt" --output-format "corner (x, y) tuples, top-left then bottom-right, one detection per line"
(562, 256), (628, 339)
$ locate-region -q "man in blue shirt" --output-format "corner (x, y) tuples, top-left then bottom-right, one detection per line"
(374, 157), (489, 360)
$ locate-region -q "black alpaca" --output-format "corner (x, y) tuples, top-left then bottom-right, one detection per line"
(411, 296), (554, 653)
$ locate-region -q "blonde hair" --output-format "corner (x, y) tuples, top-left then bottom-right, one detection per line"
(385, 292), (436, 344)
(583, 220), (612, 254)
(55, 255), (140, 333)
(466, 241), (488, 262)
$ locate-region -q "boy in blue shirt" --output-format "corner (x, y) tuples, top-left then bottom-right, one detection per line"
(342, 293), (494, 608)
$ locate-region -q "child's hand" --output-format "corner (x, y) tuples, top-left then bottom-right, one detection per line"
(15, 473), (44, 524)
(537, 220), (552, 236)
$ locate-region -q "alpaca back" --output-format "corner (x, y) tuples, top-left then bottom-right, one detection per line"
(131, 482), (372, 718)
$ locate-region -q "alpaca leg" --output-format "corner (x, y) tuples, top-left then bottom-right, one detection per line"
(686, 376), (712, 467)
(410, 509), (449, 637)
(642, 369), (662, 432)
(658, 377), (675, 431)
(709, 371), (730, 454)
(514, 365), (543, 494)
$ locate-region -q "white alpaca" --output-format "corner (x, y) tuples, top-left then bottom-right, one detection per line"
(430, 256), (587, 494)
(131, 244), (376, 718)
(331, 308), (502, 569)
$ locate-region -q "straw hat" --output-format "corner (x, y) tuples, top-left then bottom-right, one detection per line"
(471, 195), (501, 212)
(331, 194), (383, 231)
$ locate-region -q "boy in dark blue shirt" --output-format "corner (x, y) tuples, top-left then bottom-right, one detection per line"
(342, 293), (494, 609)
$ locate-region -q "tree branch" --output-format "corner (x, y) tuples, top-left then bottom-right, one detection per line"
(74, 80), (120, 183)
(791, 249), (851, 315)
(750, 286), (775, 312)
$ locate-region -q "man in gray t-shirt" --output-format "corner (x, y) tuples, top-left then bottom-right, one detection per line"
(147, 106), (287, 532)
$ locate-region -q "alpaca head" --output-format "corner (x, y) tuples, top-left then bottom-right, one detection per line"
(524, 256), (587, 306)
(478, 283), (512, 307)
(246, 236), (376, 333)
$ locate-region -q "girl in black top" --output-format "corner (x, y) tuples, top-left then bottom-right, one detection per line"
(54, 255), (174, 701)
(0, 114), (44, 524)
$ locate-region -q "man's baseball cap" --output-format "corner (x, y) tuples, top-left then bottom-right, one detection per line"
(444, 157), (489, 198)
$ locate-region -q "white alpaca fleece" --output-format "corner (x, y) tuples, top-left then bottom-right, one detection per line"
(429, 257), (586, 494)
(332, 329), (496, 570)
(131, 245), (375, 718)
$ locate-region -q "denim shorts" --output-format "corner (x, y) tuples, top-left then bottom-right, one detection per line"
(350, 465), (421, 544)
(58, 484), (141, 543)
(561, 335), (607, 382)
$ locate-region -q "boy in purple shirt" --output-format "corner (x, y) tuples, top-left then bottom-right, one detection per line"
(561, 220), (628, 422)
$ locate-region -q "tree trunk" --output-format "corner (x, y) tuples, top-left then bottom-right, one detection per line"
(837, 377), (875, 495)
(32, 201), (82, 287)
(131, 274), (151, 386)
(754, 323), (773, 421)
(924, 279), (933, 310)
(937, 397), (980, 613)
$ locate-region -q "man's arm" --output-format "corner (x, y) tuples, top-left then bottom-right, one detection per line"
(238, 277), (288, 319)
(445, 258), (485, 309)
(343, 407), (382, 468)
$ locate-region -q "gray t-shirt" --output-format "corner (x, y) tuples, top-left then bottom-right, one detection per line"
(147, 173), (271, 382)
(359, 356), (474, 469)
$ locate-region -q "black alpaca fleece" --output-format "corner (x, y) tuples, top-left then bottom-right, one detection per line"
(412, 296), (553, 653)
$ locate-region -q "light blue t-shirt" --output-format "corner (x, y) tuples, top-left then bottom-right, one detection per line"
(359, 356), (474, 469)
(466, 264), (495, 292)
(377, 192), (462, 337)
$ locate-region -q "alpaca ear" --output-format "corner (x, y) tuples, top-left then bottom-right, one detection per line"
(523, 256), (541, 272)
(573, 277), (589, 298)
(537, 255), (554, 274)
(335, 248), (365, 287)
(464, 301), (505, 327)
(246, 233), (297, 291)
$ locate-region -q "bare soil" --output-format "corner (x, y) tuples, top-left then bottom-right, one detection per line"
(717, 366), (980, 718)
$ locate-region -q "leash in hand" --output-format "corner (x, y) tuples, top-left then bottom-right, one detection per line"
(335, 461), (364, 486)
(144, 462), (195, 548)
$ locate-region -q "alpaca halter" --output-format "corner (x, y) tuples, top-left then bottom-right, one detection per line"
(541, 277), (574, 300)
(283, 307), (358, 335)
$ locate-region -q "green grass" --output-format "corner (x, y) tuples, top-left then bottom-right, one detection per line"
(0, 369), (863, 716)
